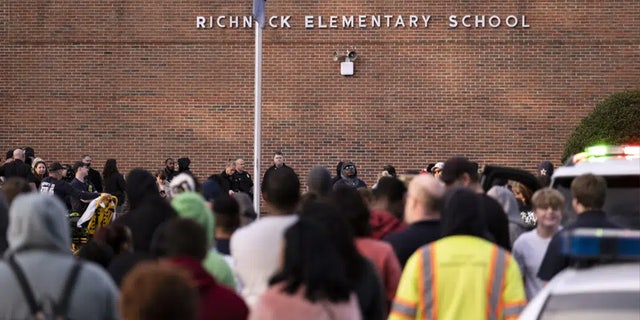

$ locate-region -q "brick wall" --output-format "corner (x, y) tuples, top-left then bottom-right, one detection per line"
(1, 0), (639, 187)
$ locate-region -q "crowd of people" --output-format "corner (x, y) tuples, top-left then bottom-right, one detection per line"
(0, 147), (624, 319)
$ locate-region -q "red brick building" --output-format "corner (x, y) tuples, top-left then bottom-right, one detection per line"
(2, 1), (639, 185)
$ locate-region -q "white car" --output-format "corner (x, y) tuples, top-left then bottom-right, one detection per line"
(519, 228), (640, 320)
(551, 145), (640, 229)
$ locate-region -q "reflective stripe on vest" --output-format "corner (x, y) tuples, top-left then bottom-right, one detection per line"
(503, 301), (526, 318)
(420, 243), (509, 320)
(390, 298), (418, 318)
(420, 243), (437, 320)
(487, 246), (507, 320)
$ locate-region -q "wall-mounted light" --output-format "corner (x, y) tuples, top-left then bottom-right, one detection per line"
(332, 50), (358, 76)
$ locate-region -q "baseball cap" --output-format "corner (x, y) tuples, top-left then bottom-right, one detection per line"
(537, 161), (554, 176)
(49, 162), (64, 172)
(440, 157), (478, 184)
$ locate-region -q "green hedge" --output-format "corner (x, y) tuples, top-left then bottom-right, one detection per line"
(562, 90), (640, 162)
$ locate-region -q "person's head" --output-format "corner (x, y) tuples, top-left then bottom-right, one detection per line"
(383, 164), (397, 177)
(81, 155), (92, 168)
(213, 194), (241, 236)
(404, 174), (446, 224)
(371, 176), (407, 211)
(341, 161), (357, 178)
(270, 218), (351, 303)
(165, 158), (175, 170)
(571, 173), (607, 213)
(1, 177), (32, 205)
(12, 149), (24, 161)
(120, 262), (198, 320)
(537, 161), (554, 177)
(332, 186), (371, 237)
(126, 168), (164, 210)
(264, 168), (300, 214)
(224, 160), (235, 176)
(306, 166), (332, 197)
(102, 158), (119, 178)
(78, 240), (114, 268)
(440, 157), (479, 188)
(32, 158), (47, 177)
(169, 173), (196, 197)
(171, 191), (215, 246)
(94, 224), (133, 255)
(73, 161), (90, 180)
(7, 193), (71, 253)
(531, 188), (564, 229)
(512, 182), (533, 206)
(273, 151), (284, 167)
(155, 169), (167, 190)
(23, 147), (35, 160)
(62, 164), (73, 180)
(177, 157), (191, 172)
(441, 188), (488, 238)
(431, 162), (445, 178)
(48, 162), (65, 179)
(234, 158), (246, 173)
(6, 150), (14, 162)
(161, 218), (208, 261)
(299, 200), (365, 282)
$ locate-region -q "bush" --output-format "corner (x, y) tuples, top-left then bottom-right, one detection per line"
(562, 90), (640, 162)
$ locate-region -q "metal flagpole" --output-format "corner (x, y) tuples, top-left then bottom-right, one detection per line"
(253, 1), (264, 217)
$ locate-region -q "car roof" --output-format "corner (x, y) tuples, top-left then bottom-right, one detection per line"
(553, 158), (640, 179)
(548, 263), (640, 295)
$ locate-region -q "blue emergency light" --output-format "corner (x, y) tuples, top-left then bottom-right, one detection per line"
(561, 228), (640, 260)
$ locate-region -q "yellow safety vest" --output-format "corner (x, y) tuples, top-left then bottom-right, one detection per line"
(389, 235), (526, 320)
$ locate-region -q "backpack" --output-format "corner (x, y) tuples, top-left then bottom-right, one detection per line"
(7, 255), (82, 320)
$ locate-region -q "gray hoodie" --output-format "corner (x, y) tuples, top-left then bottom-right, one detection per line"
(0, 193), (119, 320)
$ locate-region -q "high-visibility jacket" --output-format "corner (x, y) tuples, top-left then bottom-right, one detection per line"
(389, 235), (526, 320)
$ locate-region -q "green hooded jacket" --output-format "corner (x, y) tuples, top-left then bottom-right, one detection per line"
(171, 191), (236, 290)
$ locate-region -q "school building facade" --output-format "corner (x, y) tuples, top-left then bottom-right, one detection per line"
(2, 0), (639, 184)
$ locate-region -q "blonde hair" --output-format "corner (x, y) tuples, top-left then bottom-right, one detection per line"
(531, 188), (565, 211)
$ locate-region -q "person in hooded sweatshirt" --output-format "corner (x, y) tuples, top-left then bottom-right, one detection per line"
(170, 191), (237, 290)
(158, 218), (249, 320)
(0, 193), (9, 255)
(109, 168), (178, 286)
(487, 181), (533, 246)
(333, 160), (367, 190)
(0, 193), (118, 320)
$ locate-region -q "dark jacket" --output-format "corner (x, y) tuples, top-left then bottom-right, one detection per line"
(215, 171), (234, 194)
(480, 194), (512, 251)
(232, 170), (254, 197)
(538, 210), (620, 281)
(70, 178), (98, 214)
(87, 167), (103, 192)
(353, 259), (386, 320)
(113, 169), (178, 253)
(40, 176), (100, 212)
(261, 163), (296, 193)
(383, 220), (442, 267)
(166, 257), (249, 320)
(103, 172), (127, 206)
